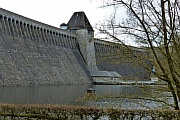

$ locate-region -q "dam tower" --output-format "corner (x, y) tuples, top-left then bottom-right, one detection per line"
(67, 12), (98, 71)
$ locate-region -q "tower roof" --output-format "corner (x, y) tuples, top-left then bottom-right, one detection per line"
(67, 12), (94, 31)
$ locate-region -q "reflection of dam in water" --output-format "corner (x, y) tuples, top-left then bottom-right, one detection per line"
(0, 85), (145, 104)
(0, 85), (165, 110)
(0, 85), (91, 104)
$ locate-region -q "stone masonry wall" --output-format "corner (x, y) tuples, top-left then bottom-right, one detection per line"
(0, 8), (92, 86)
(94, 39), (152, 80)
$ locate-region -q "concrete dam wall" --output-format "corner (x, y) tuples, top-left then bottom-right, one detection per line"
(0, 8), (152, 86)
(94, 39), (152, 80)
(0, 8), (92, 86)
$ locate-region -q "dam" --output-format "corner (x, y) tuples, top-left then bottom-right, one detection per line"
(0, 8), (151, 86)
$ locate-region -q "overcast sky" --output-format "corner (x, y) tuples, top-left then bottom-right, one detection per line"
(1, 0), (131, 44)
(1, 0), (113, 28)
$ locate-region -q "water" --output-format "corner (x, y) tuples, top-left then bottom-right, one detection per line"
(0, 84), (91, 104)
(84, 85), (170, 109)
(0, 84), (173, 109)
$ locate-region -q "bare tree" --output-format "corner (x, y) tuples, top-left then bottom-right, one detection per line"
(96, 0), (180, 110)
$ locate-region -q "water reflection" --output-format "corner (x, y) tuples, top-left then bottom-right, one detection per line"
(0, 84), (172, 109)
(93, 85), (146, 96)
(84, 85), (172, 109)
(0, 84), (91, 104)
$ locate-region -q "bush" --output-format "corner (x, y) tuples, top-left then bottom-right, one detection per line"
(0, 103), (179, 120)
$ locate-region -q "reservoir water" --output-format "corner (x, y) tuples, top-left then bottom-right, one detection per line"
(0, 85), (90, 104)
(0, 84), (173, 109)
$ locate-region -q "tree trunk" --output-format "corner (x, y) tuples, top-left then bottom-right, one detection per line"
(161, 0), (180, 109)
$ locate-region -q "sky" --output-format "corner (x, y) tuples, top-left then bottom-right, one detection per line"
(0, 0), (130, 44)
(0, 0), (112, 29)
